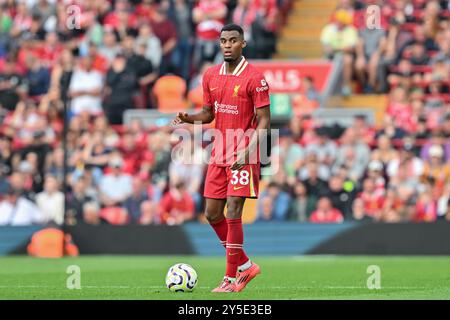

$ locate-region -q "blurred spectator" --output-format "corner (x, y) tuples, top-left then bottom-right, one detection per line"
(320, 9), (358, 96)
(123, 36), (156, 108)
(81, 131), (113, 182)
(136, 23), (162, 71)
(169, 139), (205, 213)
(333, 128), (370, 181)
(301, 162), (328, 196)
(420, 130), (450, 162)
(322, 175), (355, 219)
(0, 186), (43, 225)
(35, 174), (64, 225)
(192, 0), (227, 68)
(437, 183), (450, 219)
(257, 182), (291, 221)
(351, 197), (374, 222)
(68, 56), (103, 116)
(139, 200), (159, 225)
(288, 181), (316, 222)
(123, 176), (153, 223)
(356, 178), (385, 220)
(50, 48), (74, 104)
(0, 57), (27, 112)
(249, 0), (279, 59)
(271, 128), (305, 182)
(302, 76), (321, 103)
(310, 197), (344, 223)
(0, 134), (13, 176)
(67, 176), (94, 225)
(421, 144), (450, 190)
(99, 157), (132, 207)
(365, 160), (387, 191)
(388, 142), (424, 182)
(305, 127), (337, 166)
(25, 54), (50, 99)
(150, 7), (177, 74)
(376, 115), (408, 140)
(352, 114), (375, 144)
(159, 182), (195, 225)
(414, 187), (438, 222)
(170, 0), (194, 80)
(103, 52), (136, 124)
(355, 10), (386, 93)
(83, 201), (101, 225)
(371, 134), (399, 166)
(232, 0), (256, 57)
(145, 131), (171, 185)
(99, 28), (122, 64)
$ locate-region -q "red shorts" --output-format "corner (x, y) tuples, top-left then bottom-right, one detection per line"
(204, 164), (260, 199)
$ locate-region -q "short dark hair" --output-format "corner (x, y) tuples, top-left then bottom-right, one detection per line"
(221, 24), (244, 37)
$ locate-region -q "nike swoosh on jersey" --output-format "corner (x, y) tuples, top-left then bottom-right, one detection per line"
(228, 252), (239, 256)
(210, 87), (219, 91)
(233, 186), (245, 191)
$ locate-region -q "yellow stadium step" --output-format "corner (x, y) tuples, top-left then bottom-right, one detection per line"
(293, 1), (338, 10)
(275, 0), (337, 59)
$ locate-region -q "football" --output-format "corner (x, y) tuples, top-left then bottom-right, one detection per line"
(165, 263), (198, 292)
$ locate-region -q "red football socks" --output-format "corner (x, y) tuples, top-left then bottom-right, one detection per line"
(225, 218), (245, 278)
(210, 217), (249, 267)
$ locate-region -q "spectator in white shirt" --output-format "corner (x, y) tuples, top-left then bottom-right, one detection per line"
(68, 56), (103, 116)
(35, 175), (64, 225)
(0, 187), (44, 226)
(99, 157), (132, 206)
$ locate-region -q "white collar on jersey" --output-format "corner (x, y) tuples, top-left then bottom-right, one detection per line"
(219, 56), (248, 76)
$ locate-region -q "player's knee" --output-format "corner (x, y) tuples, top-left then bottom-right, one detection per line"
(204, 210), (224, 224)
(226, 203), (243, 219)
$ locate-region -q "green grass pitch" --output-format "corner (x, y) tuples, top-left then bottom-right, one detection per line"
(0, 256), (449, 299)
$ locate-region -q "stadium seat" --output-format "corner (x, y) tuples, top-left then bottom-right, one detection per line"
(153, 74), (189, 113)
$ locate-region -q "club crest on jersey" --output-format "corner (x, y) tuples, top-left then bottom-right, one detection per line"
(232, 85), (241, 97)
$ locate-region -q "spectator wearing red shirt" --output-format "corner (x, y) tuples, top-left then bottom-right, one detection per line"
(248, 0), (279, 59)
(135, 0), (158, 25)
(86, 42), (109, 74)
(387, 86), (414, 132)
(192, 0), (227, 67)
(35, 32), (64, 69)
(414, 188), (438, 222)
(357, 178), (385, 219)
(103, 0), (138, 38)
(159, 182), (195, 225)
(310, 197), (344, 223)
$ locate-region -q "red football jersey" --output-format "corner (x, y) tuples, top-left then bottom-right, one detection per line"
(202, 57), (270, 166)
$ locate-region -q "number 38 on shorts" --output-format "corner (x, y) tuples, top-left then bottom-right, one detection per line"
(227, 164), (260, 198)
(203, 164), (260, 199)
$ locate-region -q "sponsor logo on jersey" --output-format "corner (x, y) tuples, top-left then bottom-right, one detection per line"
(256, 79), (269, 92)
(214, 101), (239, 115)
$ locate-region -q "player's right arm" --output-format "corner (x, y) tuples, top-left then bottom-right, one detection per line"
(172, 68), (215, 125)
(172, 107), (215, 125)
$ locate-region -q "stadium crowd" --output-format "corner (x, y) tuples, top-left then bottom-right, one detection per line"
(320, 0), (450, 95)
(0, 0), (289, 225)
(0, 0), (449, 226)
(284, 0), (450, 223)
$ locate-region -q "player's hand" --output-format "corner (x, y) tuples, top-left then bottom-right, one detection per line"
(230, 151), (247, 171)
(172, 112), (189, 125)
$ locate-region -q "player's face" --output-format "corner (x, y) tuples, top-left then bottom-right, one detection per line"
(220, 30), (246, 62)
